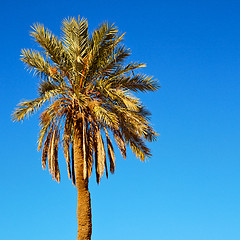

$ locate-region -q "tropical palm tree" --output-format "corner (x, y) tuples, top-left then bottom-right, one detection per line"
(13, 16), (158, 240)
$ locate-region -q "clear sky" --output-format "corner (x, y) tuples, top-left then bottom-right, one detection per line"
(1, 0), (240, 239)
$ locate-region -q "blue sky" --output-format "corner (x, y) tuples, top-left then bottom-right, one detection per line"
(1, 0), (240, 239)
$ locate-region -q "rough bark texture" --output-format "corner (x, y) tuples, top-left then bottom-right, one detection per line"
(74, 123), (92, 240)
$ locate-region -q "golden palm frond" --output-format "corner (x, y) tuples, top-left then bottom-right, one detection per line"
(91, 104), (119, 128)
(30, 23), (70, 70)
(21, 49), (50, 79)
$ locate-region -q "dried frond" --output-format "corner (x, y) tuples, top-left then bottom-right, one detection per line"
(71, 144), (76, 186)
(121, 126), (151, 161)
(104, 128), (115, 174)
(38, 111), (53, 151)
(82, 115), (87, 179)
(48, 127), (54, 174)
(113, 130), (126, 159)
(94, 126), (106, 184)
(63, 115), (72, 179)
(86, 123), (94, 178)
(41, 124), (54, 169)
(105, 159), (108, 179)
(52, 129), (60, 182)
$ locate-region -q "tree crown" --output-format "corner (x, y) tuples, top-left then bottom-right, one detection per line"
(13, 16), (159, 184)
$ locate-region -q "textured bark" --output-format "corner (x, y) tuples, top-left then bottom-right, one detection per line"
(74, 123), (92, 240)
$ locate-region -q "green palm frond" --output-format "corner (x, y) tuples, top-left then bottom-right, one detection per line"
(87, 23), (125, 79)
(21, 49), (50, 79)
(91, 104), (119, 128)
(30, 23), (70, 69)
(106, 62), (146, 82)
(37, 78), (70, 97)
(13, 87), (64, 122)
(122, 127), (151, 161)
(97, 45), (131, 78)
(116, 74), (159, 92)
(13, 97), (47, 122)
(107, 88), (140, 111)
(62, 17), (89, 64)
(38, 80), (58, 96)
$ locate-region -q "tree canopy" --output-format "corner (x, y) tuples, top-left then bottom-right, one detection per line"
(13, 17), (159, 185)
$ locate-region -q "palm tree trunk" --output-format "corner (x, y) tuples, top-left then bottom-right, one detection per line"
(74, 123), (92, 240)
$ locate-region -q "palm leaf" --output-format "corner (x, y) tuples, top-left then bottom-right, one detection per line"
(104, 128), (115, 174)
(30, 23), (70, 70)
(113, 129), (126, 159)
(63, 114), (72, 179)
(94, 125), (106, 183)
(71, 143), (76, 186)
(86, 122), (94, 178)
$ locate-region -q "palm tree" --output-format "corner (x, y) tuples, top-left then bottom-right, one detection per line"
(13, 16), (158, 240)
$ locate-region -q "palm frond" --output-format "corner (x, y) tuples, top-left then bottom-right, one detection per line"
(115, 74), (159, 93)
(30, 23), (70, 70)
(52, 128), (60, 182)
(62, 17), (89, 64)
(82, 115), (88, 179)
(13, 97), (47, 122)
(63, 114), (72, 180)
(13, 88), (64, 122)
(120, 123), (152, 161)
(71, 143), (76, 186)
(86, 123), (94, 178)
(87, 22), (125, 79)
(38, 110), (53, 150)
(104, 128), (115, 174)
(94, 126), (106, 184)
(91, 104), (119, 128)
(21, 49), (50, 79)
(113, 130), (126, 159)
(41, 124), (54, 169)
(106, 62), (146, 83)
(107, 88), (140, 111)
